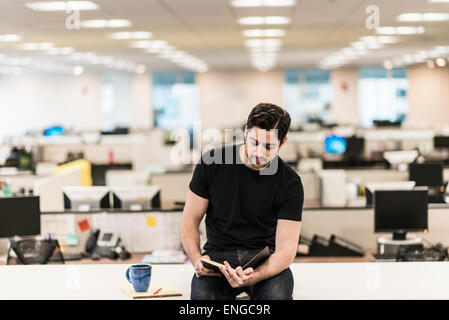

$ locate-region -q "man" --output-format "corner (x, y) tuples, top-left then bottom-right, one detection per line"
(180, 103), (304, 300)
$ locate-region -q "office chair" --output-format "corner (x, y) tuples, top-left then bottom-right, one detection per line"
(6, 239), (65, 265)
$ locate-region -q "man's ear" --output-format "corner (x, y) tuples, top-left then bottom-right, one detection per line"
(279, 136), (287, 149)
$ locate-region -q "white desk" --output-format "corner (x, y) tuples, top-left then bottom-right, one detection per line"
(1, 262), (449, 300)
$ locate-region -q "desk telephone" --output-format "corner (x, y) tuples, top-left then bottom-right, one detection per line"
(85, 229), (131, 260)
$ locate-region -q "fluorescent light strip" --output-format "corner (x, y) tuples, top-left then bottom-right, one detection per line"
(238, 16), (290, 25)
(231, 0), (295, 7)
(397, 13), (449, 22)
(108, 31), (152, 40)
(46, 47), (74, 55)
(376, 26), (425, 35)
(25, 1), (99, 11)
(0, 34), (21, 42)
(80, 19), (132, 28)
(242, 29), (286, 37)
(18, 42), (54, 50)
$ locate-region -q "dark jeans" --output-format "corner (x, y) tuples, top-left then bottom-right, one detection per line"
(191, 248), (294, 300)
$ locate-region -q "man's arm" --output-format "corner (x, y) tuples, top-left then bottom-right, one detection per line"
(180, 190), (220, 277)
(220, 219), (301, 287)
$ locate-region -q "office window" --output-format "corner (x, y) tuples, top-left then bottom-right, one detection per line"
(100, 72), (131, 132)
(359, 67), (408, 127)
(152, 72), (199, 131)
(283, 70), (332, 127)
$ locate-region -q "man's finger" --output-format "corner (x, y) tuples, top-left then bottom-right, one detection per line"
(236, 266), (248, 280)
(219, 264), (231, 281)
(243, 267), (254, 275)
(224, 261), (241, 284)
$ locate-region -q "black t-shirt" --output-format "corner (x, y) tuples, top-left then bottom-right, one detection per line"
(189, 143), (304, 251)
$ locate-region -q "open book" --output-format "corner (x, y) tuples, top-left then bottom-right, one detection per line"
(201, 246), (271, 273)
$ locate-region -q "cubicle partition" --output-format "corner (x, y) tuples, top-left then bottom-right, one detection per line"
(39, 209), (186, 255)
(301, 205), (449, 250)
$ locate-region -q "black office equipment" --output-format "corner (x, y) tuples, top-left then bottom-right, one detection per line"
(0, 196), (40, 238)
(409, 162), (445, 203)
(371, 253), (398, 261)
(50, 252), (82, 262)
(308, 235), (331, 256)
(373, 120), (402, 127)
(63, 186), (111, 210)
(304, 234), (364, 257)
(434, 136), (449, 149)
(328, 234), (365, 256)
(409, 162), (444, 187)
(396, 244), (447, 262)
(111, 186), (161, 210)
(365, 181), (415, 206)
(374, 188), (428, 240)
(7, 239), (64, 265)
(344, 137), (365, 158)
(84, 228), (131, 260)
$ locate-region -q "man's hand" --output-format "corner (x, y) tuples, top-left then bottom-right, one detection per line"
(193, 255), (222, 278)
(219, 261), (255, 288)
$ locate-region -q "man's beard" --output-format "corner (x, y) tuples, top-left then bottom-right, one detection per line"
(244, 142), (270, 168)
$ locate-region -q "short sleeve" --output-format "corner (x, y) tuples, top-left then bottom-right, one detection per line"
(277, 178), (304, 221)
(189, 161), (210, 199)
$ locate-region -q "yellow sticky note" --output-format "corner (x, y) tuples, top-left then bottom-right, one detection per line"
(146, 216), (157, 227)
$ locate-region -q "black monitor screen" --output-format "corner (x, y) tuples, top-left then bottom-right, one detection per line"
(409, 163), (443, 187)
(344, 137), (365, 155)
(434, 136), (449, 149)
(374, 189), (428, 233)
(0, 196), (41, 238)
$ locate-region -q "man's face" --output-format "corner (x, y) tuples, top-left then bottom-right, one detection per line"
(244, 126), (285, 169)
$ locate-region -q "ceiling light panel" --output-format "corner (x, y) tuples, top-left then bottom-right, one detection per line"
(0, 34), (22, 42)
(397, 13), (449, 22)
(231, 0), (295, 7)
(25, 1), (99, 11)
(80, 19), (132, 28)
(238, 16), (290, 25)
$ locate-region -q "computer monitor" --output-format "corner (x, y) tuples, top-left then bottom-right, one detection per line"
(0, 196), (41, 238)
(324, 135), (346, 154)
(111, 186), (161, 210)
(344, 137), (365, 156)
(409, 162), (443, 187)
(63, 186), (110, 211)
(365, 181), (415, 206)
(434, 136), (449, 149)
(374, 188), (428, 240)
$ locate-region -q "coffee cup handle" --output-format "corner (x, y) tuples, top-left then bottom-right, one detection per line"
(126, 267), (131, 283)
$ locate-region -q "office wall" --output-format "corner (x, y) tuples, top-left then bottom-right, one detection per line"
(407, 65), (449, 128)
(330, 68), (360, 126)
(0, 73), (102, 137)
(196, 71), (284, 131)
(0, 72), (153, 139)
(2, 67), (449, 141)
(130, 73), (153, 131)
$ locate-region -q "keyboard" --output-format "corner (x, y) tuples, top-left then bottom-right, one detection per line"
(49, 252), (83, 262)
(372, 253), (397, 261)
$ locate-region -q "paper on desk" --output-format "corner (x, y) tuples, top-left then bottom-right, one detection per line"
(120, 283), (182, 299)
(41, 214), (76, 244)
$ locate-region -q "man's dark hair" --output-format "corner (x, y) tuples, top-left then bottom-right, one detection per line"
(246, 103), (291, 143)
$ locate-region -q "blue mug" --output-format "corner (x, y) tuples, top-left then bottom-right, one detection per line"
(126, 264), (152, 292)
